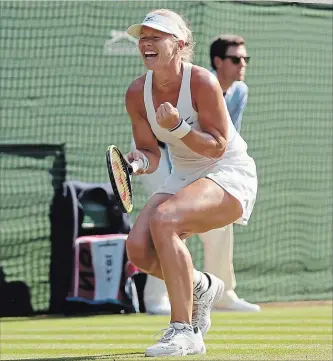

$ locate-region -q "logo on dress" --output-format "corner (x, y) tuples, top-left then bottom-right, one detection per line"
(183, 116), (193, 125)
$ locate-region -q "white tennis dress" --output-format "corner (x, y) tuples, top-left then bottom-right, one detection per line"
(144, 62), (257, 225)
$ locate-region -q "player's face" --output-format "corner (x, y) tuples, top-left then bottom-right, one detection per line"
(138, 26), (178, 70)
(223, 45), (249, 82)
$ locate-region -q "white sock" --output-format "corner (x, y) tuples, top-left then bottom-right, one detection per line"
(193, 269), (209, 295)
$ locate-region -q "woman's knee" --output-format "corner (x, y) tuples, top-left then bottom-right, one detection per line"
(126, 233), (154, 271)
(150, 204), (180, 244)
(126, 234), (145, 264)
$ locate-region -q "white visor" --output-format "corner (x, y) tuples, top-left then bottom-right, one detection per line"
(127, 14), (185, 41)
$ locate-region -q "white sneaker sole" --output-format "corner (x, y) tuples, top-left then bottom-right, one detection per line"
(145, 344), (206, 357)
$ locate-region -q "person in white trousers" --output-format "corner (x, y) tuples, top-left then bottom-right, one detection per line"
(133, 34), (260, 314)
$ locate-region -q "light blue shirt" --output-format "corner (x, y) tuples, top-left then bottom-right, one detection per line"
(224, 81), (248, 133)
(211, 70), (248, 133)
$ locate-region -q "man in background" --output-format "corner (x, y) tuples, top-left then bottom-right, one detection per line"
(134, 34), (260, 314)
(202, 34), (260, 311)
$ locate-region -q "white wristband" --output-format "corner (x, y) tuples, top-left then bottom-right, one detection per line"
(130, 153), (149, 174)
(168, 118), (191, 139)
(141, 153), (150, 171)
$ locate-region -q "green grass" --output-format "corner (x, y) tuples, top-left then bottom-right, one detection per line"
(1, 306), (332, 361)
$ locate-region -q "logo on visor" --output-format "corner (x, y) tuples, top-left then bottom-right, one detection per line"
(144, 16), (155, 22)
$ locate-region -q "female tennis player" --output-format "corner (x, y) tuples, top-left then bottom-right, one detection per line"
(125, 9), (257, 357)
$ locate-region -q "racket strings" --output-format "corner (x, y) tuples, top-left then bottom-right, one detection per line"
(111, 151), (132, 210)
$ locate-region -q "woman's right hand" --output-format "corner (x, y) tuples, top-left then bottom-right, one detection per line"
(125, 149), (148, 175)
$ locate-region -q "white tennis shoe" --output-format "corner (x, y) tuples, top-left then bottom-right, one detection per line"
(192, 272), (225, 337)
(215, 290), (261, 312)
(145, 322), (206, 357)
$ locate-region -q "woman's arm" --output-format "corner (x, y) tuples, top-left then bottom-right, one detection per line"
(181, 66), (228, 159)
(125, 77), (161, 174)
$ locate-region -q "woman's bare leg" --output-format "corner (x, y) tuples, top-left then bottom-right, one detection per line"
(150, 225), (194, 323)
(125, 193), (171, 278)
(149, 177), (243, 325)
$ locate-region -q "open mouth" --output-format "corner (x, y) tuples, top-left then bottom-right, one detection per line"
(144, 51), (158, 59)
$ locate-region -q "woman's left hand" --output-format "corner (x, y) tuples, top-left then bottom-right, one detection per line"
(156, 102), (180, 129)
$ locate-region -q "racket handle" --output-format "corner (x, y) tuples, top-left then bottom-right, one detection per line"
(130, 159), (144, 174)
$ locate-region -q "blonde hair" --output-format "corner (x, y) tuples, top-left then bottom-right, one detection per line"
(148, 8), (195, 62)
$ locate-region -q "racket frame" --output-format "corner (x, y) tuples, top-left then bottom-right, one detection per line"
(106, 145), (134, 213)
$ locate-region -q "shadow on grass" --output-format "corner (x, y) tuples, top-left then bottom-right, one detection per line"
(0, 312), (136, 323)
(11, 353), (144, 361)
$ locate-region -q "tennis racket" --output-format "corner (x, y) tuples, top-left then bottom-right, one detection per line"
(106, 145), (144, 213)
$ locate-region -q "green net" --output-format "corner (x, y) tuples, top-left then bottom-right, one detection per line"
(0, 144), (66, 312)
(1, 1), (332, 311)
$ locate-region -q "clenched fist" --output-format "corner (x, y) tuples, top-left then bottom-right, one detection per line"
(156, 102), (180, 129)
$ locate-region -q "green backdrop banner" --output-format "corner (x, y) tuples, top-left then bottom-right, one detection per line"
(1, 1), (332, 311)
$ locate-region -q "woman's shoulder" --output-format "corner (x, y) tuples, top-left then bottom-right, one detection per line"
(126, 73), (146, 97)
(125, 74), (148, 112)
(190, 64), (221, 94)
